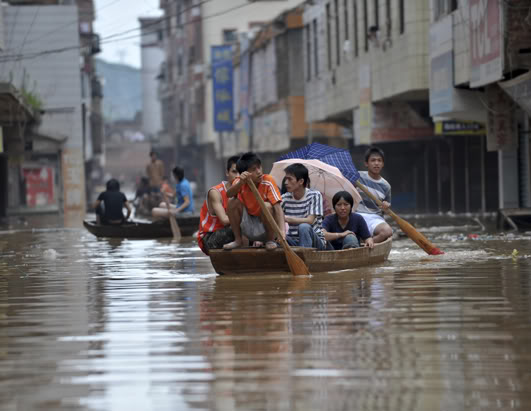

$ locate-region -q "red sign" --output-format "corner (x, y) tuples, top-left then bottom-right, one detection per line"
(22, 167), (55, 207)
(469, 0), (503, 87)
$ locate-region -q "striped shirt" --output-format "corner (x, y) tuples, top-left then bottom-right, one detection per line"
(356, 171), (391, 216)
(281, 188), (324, 240)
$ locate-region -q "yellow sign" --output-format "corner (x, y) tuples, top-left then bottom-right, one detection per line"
(434, 120), (485, 136)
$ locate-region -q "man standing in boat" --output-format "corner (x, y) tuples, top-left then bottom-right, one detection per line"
(223, 152), (286, 251)
(356, 146), (393, 243)
(197, 155), (240, 255)
(281, 163), (327, 250)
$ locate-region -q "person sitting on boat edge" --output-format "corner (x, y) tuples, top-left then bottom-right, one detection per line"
(223, 152), (286, 251)
(356, 146), (393, 243)
(152, 166), (195, 219)
(323, 191), (374, 250)
(198, 155), (240, 255)
(281, 163), (326, 250)
(93, 178), (132, 225)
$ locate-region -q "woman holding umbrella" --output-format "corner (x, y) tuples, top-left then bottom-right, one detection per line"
(322, 191), (374, 250)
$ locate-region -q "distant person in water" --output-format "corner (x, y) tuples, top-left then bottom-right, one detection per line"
(93, 178), (132, 225)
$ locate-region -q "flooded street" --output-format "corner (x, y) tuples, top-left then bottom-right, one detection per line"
(1, 218), (531, 410)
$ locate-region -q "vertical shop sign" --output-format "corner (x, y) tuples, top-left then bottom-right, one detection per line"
(62, 148), (86, 226)
(486, 84), (516, 151)
(211, 45), (234, 132)
(469, 0), (503, 87)
(357, 64), (372, 144)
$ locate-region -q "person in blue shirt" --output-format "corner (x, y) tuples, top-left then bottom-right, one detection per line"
(152, 166), (195, 219)
(322, 191), (374, 250)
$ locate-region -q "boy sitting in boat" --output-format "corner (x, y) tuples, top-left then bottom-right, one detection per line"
(93, 178), (132, 225)
(198, 155), (240, 255)
(152, 166), (195, 219)
(223, 152), (286, 251)
(322, 191), (374, 250)
(281, 163), (326, 250)
(356, 146), (393, 243)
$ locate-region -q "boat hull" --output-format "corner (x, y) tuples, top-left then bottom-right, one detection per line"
(83, 216), (199, 238)
(208, 238), (392, 275)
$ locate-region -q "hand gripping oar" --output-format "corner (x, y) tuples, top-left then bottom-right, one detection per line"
(247, 179), (310, 276)
(355, 181), (444, 255)
(162, 191), (181, 241)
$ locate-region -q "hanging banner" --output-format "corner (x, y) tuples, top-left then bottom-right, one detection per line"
(429, 15), (454, 116)
(356, 64), (371, 144)
(211, 45), (234, 132)
(469, 0), (503, 88)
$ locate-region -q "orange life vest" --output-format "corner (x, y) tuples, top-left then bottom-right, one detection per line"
(197, 181), (229, 253)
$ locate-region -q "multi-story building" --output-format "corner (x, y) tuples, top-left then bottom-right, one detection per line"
(429, 0), (531, 220)
(0, 0), (101, 226)
(159, 0), (305, 195)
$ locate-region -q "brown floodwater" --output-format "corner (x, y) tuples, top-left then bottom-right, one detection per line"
(1, 217), (531, 410)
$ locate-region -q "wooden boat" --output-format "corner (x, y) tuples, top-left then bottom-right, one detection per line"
(83, 215), (199, 238)
(209, 237), (392, 275)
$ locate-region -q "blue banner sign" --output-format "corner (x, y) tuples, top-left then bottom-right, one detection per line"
(211, 45), (234, 132)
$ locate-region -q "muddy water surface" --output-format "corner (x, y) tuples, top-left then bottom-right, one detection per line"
(1, 219), (531, 410)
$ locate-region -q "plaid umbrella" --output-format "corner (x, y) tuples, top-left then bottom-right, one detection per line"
(278, 143), (360, 185)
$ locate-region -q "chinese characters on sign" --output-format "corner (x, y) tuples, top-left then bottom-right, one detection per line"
(211, 45), (234, 132)
(486, 84), (516, 152)
(62, 148), (86, 226)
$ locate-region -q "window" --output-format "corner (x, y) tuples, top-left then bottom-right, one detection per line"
(399, 0), (404, 34)
(363, 0), (368, 51)
(335, 0), (340, 66)
(306, 24), (311, 81)
(344, 0), (349, 41)
(353, 0), (358, 57)
(177, 2), (182, 26)
(313, 19), (319, 76)
(326, 3), (332, 69)
(189, 45), (195, 64)
(223, 29), (237, 44)
(177, 53), (183, 76)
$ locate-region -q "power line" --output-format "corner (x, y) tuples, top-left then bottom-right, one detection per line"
(0, 0), (255, 64)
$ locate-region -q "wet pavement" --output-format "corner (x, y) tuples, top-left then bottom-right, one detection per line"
(1, 215), (531, 410)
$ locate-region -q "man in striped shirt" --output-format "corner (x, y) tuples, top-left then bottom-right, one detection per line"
(356, 146), (393, 243)
(281, 163), (326, 250)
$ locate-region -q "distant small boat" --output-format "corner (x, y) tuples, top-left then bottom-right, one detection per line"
(209, 237), (392, 275)
(83, 215), (199, 239)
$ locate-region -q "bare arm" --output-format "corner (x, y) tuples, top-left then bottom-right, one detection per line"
(175, 195), (190, 213)
(93, 199), (101, 210)
(272, 202), (286, 239)
(227, 172), (250, 198)
(124, 201), (132, 220)
(322, 229), (354, 241)
(285, 215), (316, 225)
(209, 189), (229, 226)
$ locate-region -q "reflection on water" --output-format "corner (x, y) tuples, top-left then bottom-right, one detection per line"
(1, 223), (531, 410)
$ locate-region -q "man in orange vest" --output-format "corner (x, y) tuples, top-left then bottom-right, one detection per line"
(197, 156), (240, 255)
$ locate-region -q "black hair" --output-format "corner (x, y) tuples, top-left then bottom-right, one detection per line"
(172, 166), (184, 181)
(280, 176), (288, 195)
(364, 146), (385, 162)
(227, 155), (240, 171)
(284, 163), (310, 187)
(236, 152), (261, 174)
(332, 191), (354, 209)
(106, 178), (120, 192)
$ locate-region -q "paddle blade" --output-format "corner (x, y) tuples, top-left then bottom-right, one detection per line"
(284, 246), (310, 276)
(169, 216), (181, 240)
(394, 215), (444, 255)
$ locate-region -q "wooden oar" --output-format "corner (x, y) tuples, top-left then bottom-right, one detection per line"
(247, 179), (310, 276)
(162, 191), (181, 241)
(355, 181), (444, 255)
